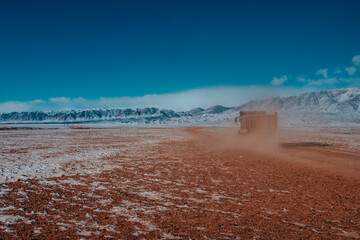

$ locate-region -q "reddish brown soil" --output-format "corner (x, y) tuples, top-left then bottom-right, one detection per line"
(0, 127), (359, 239)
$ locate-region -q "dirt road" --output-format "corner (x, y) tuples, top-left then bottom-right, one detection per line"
(0, 127), (359, 239)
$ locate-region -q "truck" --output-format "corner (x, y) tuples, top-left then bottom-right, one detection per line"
(234, 111), (278, 134)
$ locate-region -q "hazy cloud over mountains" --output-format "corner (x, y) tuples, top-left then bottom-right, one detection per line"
(0, 86), (314, 113)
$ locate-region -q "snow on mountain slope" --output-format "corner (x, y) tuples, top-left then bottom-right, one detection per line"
(240, 88), (360, 113)
(239, 88), (360, 125)
(0, 106), (238, 125)
(0, 108), (178, 123)
(1, 88), (359, 126)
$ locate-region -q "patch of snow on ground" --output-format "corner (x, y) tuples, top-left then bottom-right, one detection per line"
(0, 128), (185, 183)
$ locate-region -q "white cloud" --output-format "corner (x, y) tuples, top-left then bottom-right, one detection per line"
(315, 68), (328, 78)
(271, 75), (288, 86)
(352, 54), (360, 66)
(32, 99), (46, 104)
(298, 77), (338, 86)
(345, 66), (357, 76)
(49, 97), (71, 103)
(0, 86), (315, 114)
(339, 77), (360, 84)
(294, 54), (360, 86)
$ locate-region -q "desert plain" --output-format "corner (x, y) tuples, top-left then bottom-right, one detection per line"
(0, 126), (359, 239)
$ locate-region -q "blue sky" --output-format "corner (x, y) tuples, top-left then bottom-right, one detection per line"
(0, 0), (360, 112)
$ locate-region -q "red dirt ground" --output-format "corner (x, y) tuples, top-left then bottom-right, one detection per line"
(0, 127), (359, 239)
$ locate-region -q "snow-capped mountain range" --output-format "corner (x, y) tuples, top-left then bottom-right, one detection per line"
(1, 88), (360, 126)
(240, 88), (360, 125)
(0, 105), (239, 125)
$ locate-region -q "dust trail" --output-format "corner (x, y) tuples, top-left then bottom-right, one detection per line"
(184, 127), (281, 154)
(184, 127), (360, 179)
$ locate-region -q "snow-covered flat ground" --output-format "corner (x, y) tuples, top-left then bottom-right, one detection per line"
(0, 127), (359, 239)
(0, 128), (186, 183)
(1, 126), (360, 183)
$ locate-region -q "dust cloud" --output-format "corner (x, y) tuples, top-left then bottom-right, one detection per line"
(184, 127), (281, 154)
(184, 126), (360, 180)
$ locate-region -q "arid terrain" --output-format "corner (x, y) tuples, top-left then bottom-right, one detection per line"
(0, 126), (359, 239)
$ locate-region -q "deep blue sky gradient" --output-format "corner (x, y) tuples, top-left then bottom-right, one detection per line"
(1, 0), (360, 102)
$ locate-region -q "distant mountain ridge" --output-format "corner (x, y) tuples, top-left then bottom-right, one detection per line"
(240, 88), (360, 113)
(1, 88), (360, 125)
(0, 105), (238, 124)
(239, 88), (360, 125)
